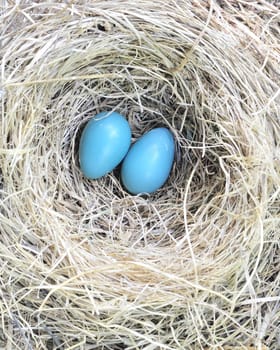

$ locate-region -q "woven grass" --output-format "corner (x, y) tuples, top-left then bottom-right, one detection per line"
(0, 1), (279, 349)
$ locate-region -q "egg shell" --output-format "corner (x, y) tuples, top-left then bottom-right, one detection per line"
(121, 127), (175, 194)
(79, 111), (131, 179)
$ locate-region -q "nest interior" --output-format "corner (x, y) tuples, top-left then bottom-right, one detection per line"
(0, 1), (280, 349)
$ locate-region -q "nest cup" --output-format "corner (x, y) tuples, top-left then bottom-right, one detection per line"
(1, 1), (280, 349)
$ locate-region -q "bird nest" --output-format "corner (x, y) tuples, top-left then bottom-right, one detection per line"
(0, 1), (279, 349)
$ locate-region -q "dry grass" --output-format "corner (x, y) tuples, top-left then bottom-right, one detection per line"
(0, 1), (280, 349)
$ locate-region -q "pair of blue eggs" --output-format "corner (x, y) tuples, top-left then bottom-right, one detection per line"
(79, 111), (175, 194)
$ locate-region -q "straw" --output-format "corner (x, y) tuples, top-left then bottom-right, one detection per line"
(0, 1), (279, 349)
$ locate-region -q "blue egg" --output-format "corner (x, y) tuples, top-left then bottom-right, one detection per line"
(121, 127), (175, 194)
(79, 111), (131, 179)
